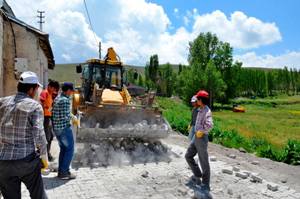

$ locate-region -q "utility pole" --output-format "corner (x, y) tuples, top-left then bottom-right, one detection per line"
(99, 42), (101, 59)
(37, 10), (45, 31)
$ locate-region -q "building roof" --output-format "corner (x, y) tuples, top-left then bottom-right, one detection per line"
(0, 1), (55, 69)
(0, 0), (15, 17)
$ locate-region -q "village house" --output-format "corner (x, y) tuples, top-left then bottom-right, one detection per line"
(0, 0), (54, 97)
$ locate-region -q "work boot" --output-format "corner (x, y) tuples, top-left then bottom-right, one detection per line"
(58, 172), (76, 180)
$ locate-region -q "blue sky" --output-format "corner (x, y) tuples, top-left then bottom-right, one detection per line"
(7, 0), (300, 69)
(153, 0), (300, 55)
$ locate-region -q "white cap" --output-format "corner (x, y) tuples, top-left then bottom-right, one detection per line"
(19, 71), (42, 87)
(191, 95), (197, 103)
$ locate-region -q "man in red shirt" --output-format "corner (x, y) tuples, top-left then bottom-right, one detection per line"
(40, 80), (60, 161)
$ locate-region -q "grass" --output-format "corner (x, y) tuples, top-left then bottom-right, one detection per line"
(214, 103), (300, 148)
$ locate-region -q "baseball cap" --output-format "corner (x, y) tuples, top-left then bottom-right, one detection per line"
(196, 90), (209, 98)
(19, 71), (42, 87)
(190, 95), (197, 103)
(62, 82), (74, 91)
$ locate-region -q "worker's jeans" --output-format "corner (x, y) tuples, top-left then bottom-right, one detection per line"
(185, 134), (210, 189)
(0, 154), (47, 199)
(55, 127), (74, 174)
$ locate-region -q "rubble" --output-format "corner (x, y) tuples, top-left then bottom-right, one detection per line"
(141, 171), (149, 178)
(73, 138), (173, 168)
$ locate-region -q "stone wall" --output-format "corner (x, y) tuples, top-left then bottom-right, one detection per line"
(1, 18), (49, 97)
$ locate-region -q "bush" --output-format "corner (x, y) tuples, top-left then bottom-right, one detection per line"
(282, 140), (300, 165)
(256, 144), (284, 162)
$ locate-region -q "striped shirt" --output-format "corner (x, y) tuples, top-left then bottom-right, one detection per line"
(52, 93), (71, 132)
(195, 105), (213, 134)
(0, 92), (47, 160)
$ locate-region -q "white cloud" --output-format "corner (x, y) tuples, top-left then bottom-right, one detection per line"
(235, 51), (300, 69)
(62, 53), (72, 62)
(7, 0), (284, 67)
(193, 10), (282, 49)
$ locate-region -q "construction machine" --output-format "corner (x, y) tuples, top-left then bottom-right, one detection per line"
(72, 47), (171, 142)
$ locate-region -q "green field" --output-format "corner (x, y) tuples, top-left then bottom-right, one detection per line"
(157, 96), (300, 164)
(214, 103), (300, 148)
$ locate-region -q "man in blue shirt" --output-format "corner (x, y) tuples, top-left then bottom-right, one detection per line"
(52, 82), (76, 180)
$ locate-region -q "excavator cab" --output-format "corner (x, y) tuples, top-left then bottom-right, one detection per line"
(79, 62), (123, 101)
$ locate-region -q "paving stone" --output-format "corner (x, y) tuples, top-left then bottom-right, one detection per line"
(251, 161), (259, 165)
(235, 172), (248, 179)
(267, 183), (279, 192)
(222, 168), (233, 175)
(228, 154), (236, 159)
(233, 166), (240, 172)
(210, 156), (217, 162)
(250, 173), (263, 183)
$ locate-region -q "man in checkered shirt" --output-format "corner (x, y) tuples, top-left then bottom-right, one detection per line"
(52, 82), (76, 180)
(0, 71), (48, 199)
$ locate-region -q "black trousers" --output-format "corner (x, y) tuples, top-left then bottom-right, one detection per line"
(0, 155), (47, 199)
(44, 116), (53, 156)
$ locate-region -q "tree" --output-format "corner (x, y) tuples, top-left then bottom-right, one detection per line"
(145, 54), (159, 90)
(188, 32), (219, 69)
(205, 61), (226, 108)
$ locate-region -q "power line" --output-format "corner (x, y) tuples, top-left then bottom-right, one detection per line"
(37, 10), (45, 31)
(83, 0), (98, 44)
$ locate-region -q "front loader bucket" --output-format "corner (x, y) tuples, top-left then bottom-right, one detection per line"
(76, 105), (171, 142)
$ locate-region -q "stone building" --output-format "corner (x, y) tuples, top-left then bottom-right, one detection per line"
(0, 0), (54, 97)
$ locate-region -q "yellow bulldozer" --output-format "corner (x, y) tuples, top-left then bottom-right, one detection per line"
(72, 48), (171, 142)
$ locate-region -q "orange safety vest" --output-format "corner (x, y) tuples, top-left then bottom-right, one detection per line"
(40, 89), (53, 116)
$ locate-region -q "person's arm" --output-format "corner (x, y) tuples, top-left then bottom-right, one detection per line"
(30, 104), (47, 155)
(62, 98), (71, 124)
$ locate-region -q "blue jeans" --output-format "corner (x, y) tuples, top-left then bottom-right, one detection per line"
(55, 127), (74, 174)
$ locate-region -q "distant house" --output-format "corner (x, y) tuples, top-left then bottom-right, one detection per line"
(0, 0), (55, 97)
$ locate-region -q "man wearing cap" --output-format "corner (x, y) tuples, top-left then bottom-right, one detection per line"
(0, 71), (48, 199)
(185, 90), (213, 192)
(40, 80), (60, 161)
(52, 82), (76, 180)
(188, 95), (199, 142)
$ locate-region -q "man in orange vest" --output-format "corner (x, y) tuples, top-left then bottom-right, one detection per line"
(40, 80), (60, 161)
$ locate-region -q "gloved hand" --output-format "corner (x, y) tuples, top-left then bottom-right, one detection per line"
(195, 130), (204, 138)
(40, 154), (50, 175)
(72, 115), (80, 126)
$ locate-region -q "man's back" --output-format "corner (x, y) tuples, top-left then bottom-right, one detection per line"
(0, 93), (44, 160)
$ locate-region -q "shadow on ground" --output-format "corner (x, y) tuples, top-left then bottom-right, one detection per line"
(42, 176), (69, 190)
